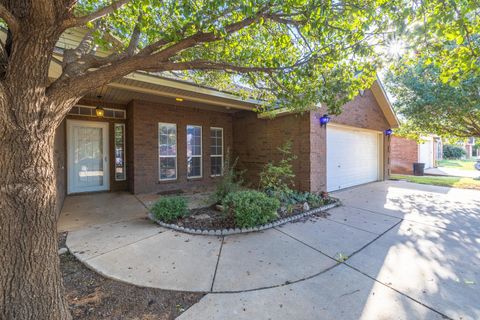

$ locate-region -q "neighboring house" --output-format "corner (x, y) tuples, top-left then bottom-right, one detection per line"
(50, 30), (399, 210)
(464, 137), (475, 159)
(390, 135), (442, 174)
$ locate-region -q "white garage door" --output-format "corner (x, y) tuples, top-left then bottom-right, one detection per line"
(327, 126), (381, 191)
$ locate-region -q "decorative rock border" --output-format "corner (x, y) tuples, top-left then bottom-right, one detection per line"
(149, 200), (341, 236)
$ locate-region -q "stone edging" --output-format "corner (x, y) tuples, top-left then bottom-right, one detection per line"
(149, 200), (340, 236)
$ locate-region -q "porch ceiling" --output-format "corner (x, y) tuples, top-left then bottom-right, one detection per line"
(82, 77), (256, 112)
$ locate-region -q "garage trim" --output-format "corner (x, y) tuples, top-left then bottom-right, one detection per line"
(327, 123), (384, 191)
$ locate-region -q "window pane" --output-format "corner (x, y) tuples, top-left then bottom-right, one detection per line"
(114, 124), (126, 181)
(159, 123), (177, 180)
(160, 158), (176, 180)
(210, 128), (223, 176)
(211, 156), (222, 176)
(187, 156), (201, 177)
(187, 125), (202, 156)
(210, 128), (222, 156)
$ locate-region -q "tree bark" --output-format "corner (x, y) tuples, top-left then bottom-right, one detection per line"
(0, 122), (71, 320)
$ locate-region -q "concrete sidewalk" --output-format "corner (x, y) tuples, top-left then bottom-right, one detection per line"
(425, 166), (480, 178)
(60, 181), (480, 320)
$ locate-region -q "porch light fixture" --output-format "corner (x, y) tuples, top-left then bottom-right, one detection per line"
(96, 94), (105, 118)
(319, 114), (330, 127)
(175, 97), (184, 102)
(95, 106), (105, 118)
(385, 128), (393, 136)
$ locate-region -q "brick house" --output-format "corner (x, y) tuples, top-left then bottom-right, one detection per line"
(51, 31), (399, 210)
(390, 135), (442, 174)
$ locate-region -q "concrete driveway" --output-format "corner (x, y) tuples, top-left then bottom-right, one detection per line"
(60, 181), (480, 320)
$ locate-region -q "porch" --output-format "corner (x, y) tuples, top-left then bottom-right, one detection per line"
(53, 77), (316, 210)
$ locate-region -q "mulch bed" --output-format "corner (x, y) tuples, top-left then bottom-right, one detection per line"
(59, 233), (204, 320)
(173, 200), (334, 230)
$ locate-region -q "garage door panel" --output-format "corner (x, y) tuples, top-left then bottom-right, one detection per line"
(327, 126), (380, 191)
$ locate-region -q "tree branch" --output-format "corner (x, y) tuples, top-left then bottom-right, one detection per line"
(127, 14), (143, 56)
(63, 0), (132, 29)
(49, 9), (269, 96)
(0, 4), (19, 34)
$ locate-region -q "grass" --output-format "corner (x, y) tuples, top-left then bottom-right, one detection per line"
(391, 174), (480, 190)
(437, 159), (477, 171)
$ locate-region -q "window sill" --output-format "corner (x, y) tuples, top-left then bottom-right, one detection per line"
(157, 179), (178, 184)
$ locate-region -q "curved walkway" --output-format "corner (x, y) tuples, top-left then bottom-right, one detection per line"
(62, 181), (480, 319)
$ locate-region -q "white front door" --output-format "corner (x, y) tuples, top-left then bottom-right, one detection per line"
(67, 120), (109, 194)
(327, 125), (381, 192)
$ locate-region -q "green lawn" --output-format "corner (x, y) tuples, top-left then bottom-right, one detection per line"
(390, 174), (480, 190)
(437, 159), (477, 171)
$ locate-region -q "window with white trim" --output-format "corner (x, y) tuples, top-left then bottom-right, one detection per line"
(158, 123), (177, 180)
(210, 127), (223, 176)
(187, 125), (202, 178)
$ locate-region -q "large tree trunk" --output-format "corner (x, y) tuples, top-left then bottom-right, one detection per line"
(0, 122), (71, 319)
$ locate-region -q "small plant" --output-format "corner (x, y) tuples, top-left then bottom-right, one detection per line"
(210, 149), (244, 205)
(335, 253), (349, 262)
(224, 190), (280, 228)
(151, 196), (189, 223)
(286, 204), (295, 214)
(259, 140), (297, 202)
(306, 193), (324, 208)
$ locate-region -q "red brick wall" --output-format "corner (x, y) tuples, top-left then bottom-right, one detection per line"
(233, 89), (393, 193)
(232, 112), (311, 191)
(390, 136), (418, 174)
(312, 89), (392, 190)
(129, 100), (234, 194)
(325, 90), (391, 131)
(59, 89), (393, 196)
(309, 112), (327, 192)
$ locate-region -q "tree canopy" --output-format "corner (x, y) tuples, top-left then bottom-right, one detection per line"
(385, 61), (480, 139)
(0, 0), (408, 118)
(398, 0), (480, 85)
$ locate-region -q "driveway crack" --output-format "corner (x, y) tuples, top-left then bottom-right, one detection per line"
(210, 236), (224, 292)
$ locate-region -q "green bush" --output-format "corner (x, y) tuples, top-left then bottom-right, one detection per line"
(259, 140), (297, 197)
(443, 145), (466, 159)
(151, 196), (189, 222)
(306, 193), (324, 208)
(210, 150), (244, 204)
(224, 191), (280, 228)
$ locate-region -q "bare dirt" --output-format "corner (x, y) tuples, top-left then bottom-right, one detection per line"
(59, 233), (204, 320)
(174, 201), (333, 230)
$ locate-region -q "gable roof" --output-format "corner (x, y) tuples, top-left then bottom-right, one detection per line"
(371, 78), (400, 128)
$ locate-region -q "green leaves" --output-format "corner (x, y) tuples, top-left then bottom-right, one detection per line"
(71, 0), (402, 113)
(399, 0), (480, 84)
(385, 60), (480, 139)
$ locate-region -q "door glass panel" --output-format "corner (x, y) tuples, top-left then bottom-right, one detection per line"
(114, 124), (126, 181)
(73, 126), (104, 188)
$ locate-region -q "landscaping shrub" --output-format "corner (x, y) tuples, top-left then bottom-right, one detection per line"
(224, 190), (280, 228)
(210, 150), (244, 204)
(151, 196), (189, 222)
(259, 140), (297, 200)
(306, 193), (324, 208)
(443, 144), (466, 159)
